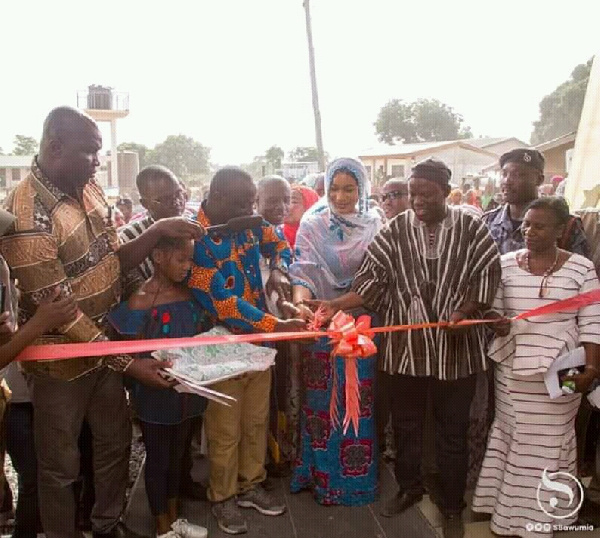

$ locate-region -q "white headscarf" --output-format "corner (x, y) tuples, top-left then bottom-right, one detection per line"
(290, 158), (383, 300)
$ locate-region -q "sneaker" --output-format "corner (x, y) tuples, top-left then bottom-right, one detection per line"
(211, 498), (248, 535)
(237, 486), (286, 516)
(171, 518), (208, 538)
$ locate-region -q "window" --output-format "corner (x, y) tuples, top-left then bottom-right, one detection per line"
(11, 168), (21, 182)
(364, 165), (372, 178)
(391, 165), (405, 178)
(0, 169), (6, 188)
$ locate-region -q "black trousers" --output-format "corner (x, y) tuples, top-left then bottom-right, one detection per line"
(387, 373), (477, 515)
(140, 418), (195, 516)
(5, 403), (41, 538)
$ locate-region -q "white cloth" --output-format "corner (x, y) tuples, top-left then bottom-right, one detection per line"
(488, 252), (600, 376)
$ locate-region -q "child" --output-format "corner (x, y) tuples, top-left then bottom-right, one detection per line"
(108, 236), (210, 538)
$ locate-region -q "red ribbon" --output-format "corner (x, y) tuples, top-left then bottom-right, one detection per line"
(15, 289), (600, 436)
(327, 312), (377, 435)
(15, 289), (600, 370)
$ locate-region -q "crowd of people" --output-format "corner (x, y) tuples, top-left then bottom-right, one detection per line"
(0, 106), (599, 538)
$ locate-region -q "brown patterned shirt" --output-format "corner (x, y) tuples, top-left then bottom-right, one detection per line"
(0, 159), (121, 380)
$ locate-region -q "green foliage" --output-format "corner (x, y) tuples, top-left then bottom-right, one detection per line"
(288, 146), (327, 162)
(118, 142), (149, 168)
(531, 58), (593, 145)
(11, 135), (38, 155)
(264, 145), (284, 170)
(145, 135), (210, 180)
(374, 98), (472, 144)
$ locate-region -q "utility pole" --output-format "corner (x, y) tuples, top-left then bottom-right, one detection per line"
(303, 0), (326, 172)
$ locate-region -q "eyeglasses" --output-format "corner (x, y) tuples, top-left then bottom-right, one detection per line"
(380, 191), (408, 202)
(150, 190), (186, 206)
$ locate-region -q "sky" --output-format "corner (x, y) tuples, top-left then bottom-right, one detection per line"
(1, 0), (599, 166)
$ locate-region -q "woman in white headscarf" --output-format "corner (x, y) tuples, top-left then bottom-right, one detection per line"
(289, 158), (382, 506)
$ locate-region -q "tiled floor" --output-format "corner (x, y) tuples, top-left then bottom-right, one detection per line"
(123, 458), (600, 538)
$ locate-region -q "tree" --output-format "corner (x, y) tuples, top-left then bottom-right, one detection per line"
(264, 146), (284, 170)
(118, 142), (149, 169)
(531, 58), (592, 145)
(11, 135), (38, 155)
(289, 146), (323, 162)
(374, 98), (472, 144)
(145, 135), (210, 180)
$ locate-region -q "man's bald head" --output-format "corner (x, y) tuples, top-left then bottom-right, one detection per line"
(257, 175), (291, 225)
(41, 106), (98, 147)
(37, 106), (102, 194)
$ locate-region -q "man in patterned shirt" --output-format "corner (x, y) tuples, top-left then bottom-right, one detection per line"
(189, 167), (305, 535)
(0, 106), (204, 538)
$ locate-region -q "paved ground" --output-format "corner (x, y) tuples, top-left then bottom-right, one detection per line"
(124, 458), (437, 538)
(122, 459), (600, 538)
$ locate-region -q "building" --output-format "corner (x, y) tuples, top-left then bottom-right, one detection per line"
(0, 155), (32, 199)
(480, 132), (575, 181)
(358, 140), (499, 188)
(281, 161), (320, 181)
(466, 136), (529, 156)
(534, 131), (576, 179)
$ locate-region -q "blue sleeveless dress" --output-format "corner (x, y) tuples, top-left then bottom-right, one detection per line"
(107, 300), (210, 425)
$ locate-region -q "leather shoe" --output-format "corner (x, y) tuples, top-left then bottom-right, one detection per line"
(380, 491), (423, 517)
(442, 514), (465, 538)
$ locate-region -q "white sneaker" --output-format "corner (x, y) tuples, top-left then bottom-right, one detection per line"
(171, 518), (208, 538)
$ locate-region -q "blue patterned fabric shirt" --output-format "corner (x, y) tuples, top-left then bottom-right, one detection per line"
(483, 203), (590, 256)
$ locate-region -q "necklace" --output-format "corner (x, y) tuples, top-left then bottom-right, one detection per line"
(524, 248), (560, 298)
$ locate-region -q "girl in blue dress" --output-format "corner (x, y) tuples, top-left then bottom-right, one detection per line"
(108, 236), (210, 538)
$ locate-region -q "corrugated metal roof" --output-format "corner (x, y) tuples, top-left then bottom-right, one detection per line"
(534, 132), (577, 152)
(466, 137), (508, 148)
(358, 139), (498, 159)
(358, 140), (459, 158)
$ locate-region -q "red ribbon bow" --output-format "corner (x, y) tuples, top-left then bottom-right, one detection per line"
(328, 312), (377, 435)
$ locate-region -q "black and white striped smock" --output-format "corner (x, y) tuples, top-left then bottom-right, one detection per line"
(352, 207), (501, 381)
(472, 252), (600, 538)
(118, 215), (154, 280)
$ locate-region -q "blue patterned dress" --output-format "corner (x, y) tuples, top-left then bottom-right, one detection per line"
(290, 333), (378, 505)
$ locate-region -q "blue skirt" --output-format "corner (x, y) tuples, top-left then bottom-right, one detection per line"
(290, 336), (378, 506)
